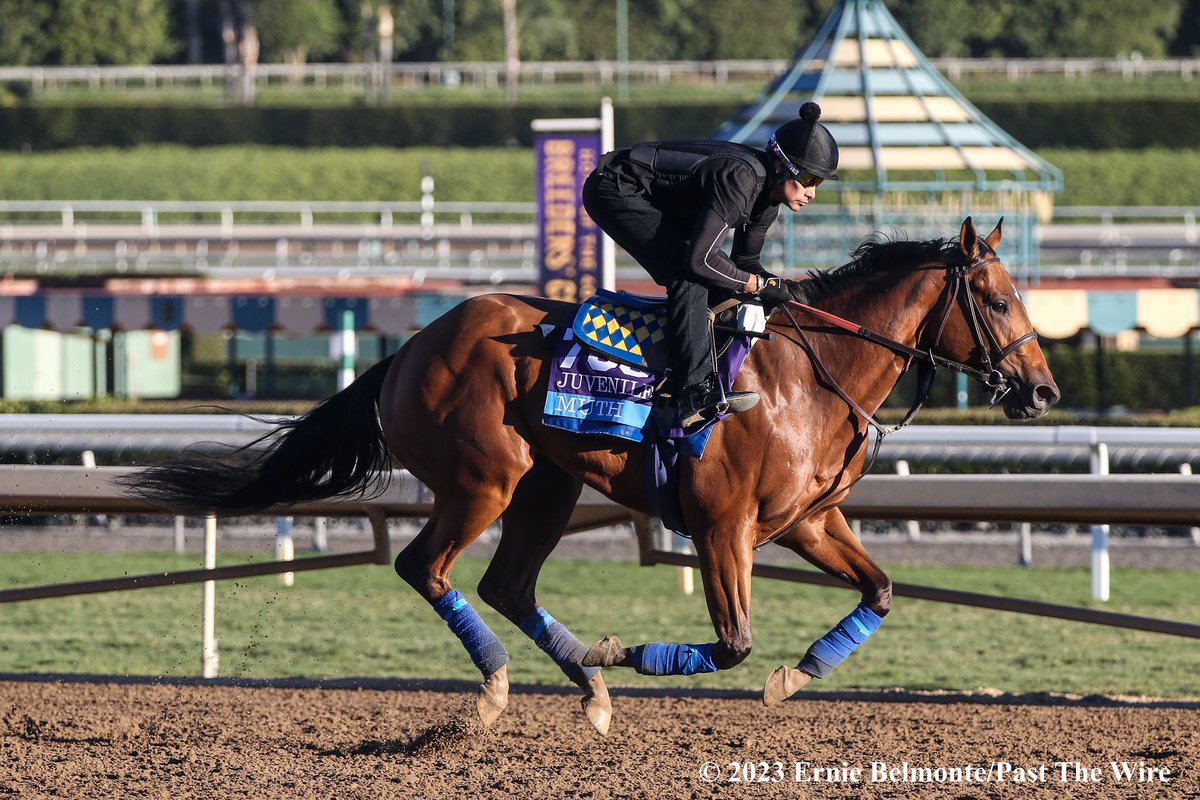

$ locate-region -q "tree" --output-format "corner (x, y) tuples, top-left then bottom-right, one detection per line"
(256, 0), (341, 64)
(0, 0), (53, 65)
(893, 0), (1184, 59)
(701, 0), (818, 60)
(1171, 0), (1200, 54)
(0, 0), (174, 65)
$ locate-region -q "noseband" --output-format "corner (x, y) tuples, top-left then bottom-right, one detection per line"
(774, 243), (1038, 438)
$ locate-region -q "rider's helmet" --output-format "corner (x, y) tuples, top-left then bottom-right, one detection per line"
(767, 101), (840, 184)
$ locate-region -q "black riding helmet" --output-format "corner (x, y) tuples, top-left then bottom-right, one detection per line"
(767, 101), (840, 182)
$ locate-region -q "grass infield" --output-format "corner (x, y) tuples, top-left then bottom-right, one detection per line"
(0, 551), (1195, 697)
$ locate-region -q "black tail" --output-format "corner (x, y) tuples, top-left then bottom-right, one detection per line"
(121, 354), (397, 516)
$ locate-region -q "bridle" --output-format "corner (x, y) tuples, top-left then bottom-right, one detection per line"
(770, 240), (1038, 443)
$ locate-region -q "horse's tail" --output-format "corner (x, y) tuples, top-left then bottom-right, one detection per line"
(120, 353), (397, 516)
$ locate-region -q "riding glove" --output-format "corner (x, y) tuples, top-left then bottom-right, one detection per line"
(756, 275), (793, 309)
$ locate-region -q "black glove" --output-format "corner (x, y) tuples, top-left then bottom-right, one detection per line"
(756, 275), (793, 309)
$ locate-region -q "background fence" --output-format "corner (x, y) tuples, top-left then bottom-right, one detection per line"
(3, 58), (1200, 97)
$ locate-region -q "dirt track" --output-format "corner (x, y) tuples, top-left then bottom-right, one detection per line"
(1, 677), (1196, 799)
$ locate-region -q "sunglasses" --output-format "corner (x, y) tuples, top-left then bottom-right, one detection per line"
(796, 172), (825, 189)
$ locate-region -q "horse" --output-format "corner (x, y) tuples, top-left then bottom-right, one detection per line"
(122, 217), (1059, 736)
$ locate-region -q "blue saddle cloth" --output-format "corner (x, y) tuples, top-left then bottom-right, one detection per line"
(545, 289), (762, 535)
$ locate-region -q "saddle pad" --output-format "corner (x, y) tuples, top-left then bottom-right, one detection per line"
(543, 326), (657, 442)
(571, 289), (668, 371)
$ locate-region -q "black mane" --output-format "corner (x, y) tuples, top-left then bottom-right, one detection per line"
(793, 236), (959, 304)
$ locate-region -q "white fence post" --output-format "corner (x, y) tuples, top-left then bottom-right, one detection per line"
(675, 532), (694, 595)
(1019, 522), (1033, 567)
(658, 521), (694, 596)
(79, 450), (107, 528)
(275, 516), (295, 586)
(1090, 442), (1111, 602)
(895, 460), (921, 540)
(1181, 463), (1200, 545)
(313, 517), (329, 552)
(201, 515), (220, 678)
(174, 515), (186, 555)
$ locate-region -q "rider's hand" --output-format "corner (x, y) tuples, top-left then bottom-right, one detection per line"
(756, 276), (793, 309)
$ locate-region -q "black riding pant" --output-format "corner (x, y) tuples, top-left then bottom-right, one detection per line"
(581, 169), (713, 390)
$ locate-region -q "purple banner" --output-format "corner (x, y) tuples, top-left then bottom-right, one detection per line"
(535, 131), (602, 303)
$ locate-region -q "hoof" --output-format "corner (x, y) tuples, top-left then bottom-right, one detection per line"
(580, 672), (612, 737)
(762, 665), (811, 707)
(582, 635), (626, 668)
(477, 664), (510, 727)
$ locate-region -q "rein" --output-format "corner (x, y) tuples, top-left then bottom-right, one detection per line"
(768, 244), (1038, 461)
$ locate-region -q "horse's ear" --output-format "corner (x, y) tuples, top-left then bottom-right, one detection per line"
(959, 216), (979, 259)
(985, 217), (1004, 251)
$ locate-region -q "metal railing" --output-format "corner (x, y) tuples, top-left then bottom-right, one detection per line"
(3, 200), (1199, 279)
(2, 57), (1198, 96)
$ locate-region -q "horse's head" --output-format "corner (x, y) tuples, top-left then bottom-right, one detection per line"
(927, 217), (1060, 420)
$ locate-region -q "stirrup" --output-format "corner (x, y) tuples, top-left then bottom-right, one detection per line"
(679, 388), (759, 429)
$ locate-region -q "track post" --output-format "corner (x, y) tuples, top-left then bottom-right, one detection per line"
(1090, 441), (1110, 602)
(1019, 521), (1033, 567)
(1181, 463), (1200, 545)
(895, 460), (920, 539)
(201, 515), (220, 678)
(275, 516), (295, 586)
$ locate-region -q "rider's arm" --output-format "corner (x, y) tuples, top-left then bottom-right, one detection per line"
(680, 161), (765, 292)
(683, 206), (756, 292)
(730, 205), (780, 278)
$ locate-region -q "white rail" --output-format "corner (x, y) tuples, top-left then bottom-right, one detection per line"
(1, 58), (1198, 94)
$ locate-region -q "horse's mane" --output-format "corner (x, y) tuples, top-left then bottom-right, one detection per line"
(792, 235), (960, 304)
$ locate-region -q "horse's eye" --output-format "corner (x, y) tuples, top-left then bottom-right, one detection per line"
(989, 300), (1008, 314)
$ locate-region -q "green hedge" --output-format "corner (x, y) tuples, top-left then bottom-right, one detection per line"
(0, 103), (740, 151)
(1, 143), (1196, 207)
(975, 99), (1200, 149)
(884, 346), (1199, 413)
(0, 145), (535, 203)
(183, 340), (1200, 411)
(3, 99), (1199, 151)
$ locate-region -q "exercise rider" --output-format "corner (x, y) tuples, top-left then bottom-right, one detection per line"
(581, 101), (840, 429)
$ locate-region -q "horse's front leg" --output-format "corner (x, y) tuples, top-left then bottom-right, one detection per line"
(762, 507), (891, 706)
(584, 524), (755, 676)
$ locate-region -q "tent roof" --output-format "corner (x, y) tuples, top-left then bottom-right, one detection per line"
(714, 0), (1062, 194)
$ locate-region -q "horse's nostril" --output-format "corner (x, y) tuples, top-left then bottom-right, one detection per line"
(1034, 383), (1060, 406)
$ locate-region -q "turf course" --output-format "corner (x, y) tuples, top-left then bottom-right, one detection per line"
(0, 550), (1195, 697)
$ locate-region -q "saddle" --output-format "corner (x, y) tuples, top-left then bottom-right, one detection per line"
(551, 289), (769, 535)
(571, 288), (767, 377)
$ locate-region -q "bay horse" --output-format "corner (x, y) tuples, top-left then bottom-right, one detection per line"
(123, 217), (1058, 736)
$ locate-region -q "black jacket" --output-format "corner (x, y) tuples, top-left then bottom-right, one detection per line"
(598, 140), (778, 291)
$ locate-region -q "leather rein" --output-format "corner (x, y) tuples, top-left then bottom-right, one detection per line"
(768, 242), (1039, 445)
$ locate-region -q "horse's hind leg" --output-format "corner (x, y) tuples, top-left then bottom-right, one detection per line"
(583, 522), (757, 679)
(477, 458), (613, 736)
(394, 490), (518, 727)
(762, 507), (891, 706)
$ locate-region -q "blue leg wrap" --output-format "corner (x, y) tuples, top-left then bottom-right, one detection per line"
(797, 603), (883, 679)
(629, 642), (719, 676)
(433, 589), (510, 677)
(518, 608), (601, 686)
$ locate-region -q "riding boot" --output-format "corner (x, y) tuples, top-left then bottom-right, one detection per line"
(677, 374), (759, 430)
